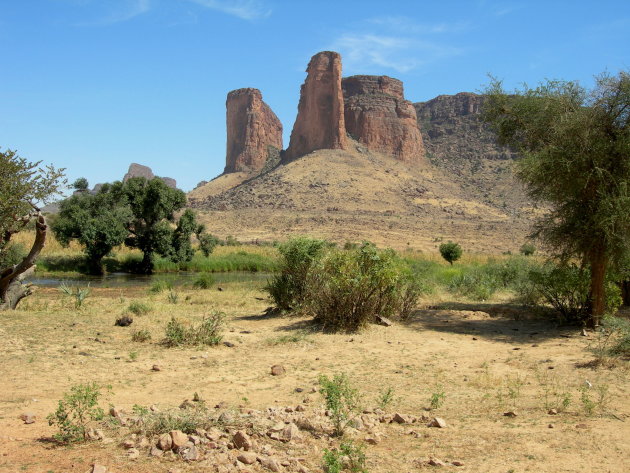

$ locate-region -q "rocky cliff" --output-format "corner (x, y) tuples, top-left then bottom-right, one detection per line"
(123, 163), (178, 189)
(225, 88), (283, 173)
(342, 75), (425, 163)
(283, 51), (347, 162)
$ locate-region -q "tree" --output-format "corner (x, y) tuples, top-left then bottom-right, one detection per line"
(52, 189), (132, 275)
(1, 148), (65, 310)
(111, 177), (187, 274)
(483, 71), (630, 326)
(169, 209), (198, 263)
(519, 242), (536, 256)
(72, 177), (89, 191)
(439, 241), (462, 265)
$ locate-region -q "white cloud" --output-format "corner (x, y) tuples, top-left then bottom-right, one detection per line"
(187, 0), (271, 20)
(331, 33), (462, 74)
(73, 0), (151, 26)
(366, 16), (469, 34)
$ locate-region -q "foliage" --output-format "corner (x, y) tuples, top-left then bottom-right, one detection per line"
(429, 387), (446, 409)
(167, 291), (179, 304)
(519, 243), (536, 256)
(46, 382), (104, 443)
(484, 71), (630, 325)
(52, 189), (132, 274)
(58, 283), (91, 309)
(377, 387), (395, 410)
(318, 373), (361, 436)
(439, 241), (462, 265)
(0, 243), (27, 269)
(71, 177), (89, 191)
(305, 243), (420, 332)
(133, 404), (212, 437)
(149, 280), (173, 293)
(594, 317), (630, 359)
(127, 301), (151, 315)
(265, 237), (328, 311)
(169, 209), (198, 263)
(322, 440), (368, 473)
(163, 312), (225, 347)
(198, 233), (220, 257)
(131, 329), (152, 343)
(192, 273), (215, 289)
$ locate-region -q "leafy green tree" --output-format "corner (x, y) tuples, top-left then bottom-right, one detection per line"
(195, 223), (220, 257)
(483, 71), (630, 326)
(519, 243), (536, 256)
(71, 177), (89, 191)
(52, 189), (132, 274)
(1, 148), (65, 309)
(169, 209), (198, 263)
(112, 177), (186, 274)
(439, 241), (463, 265)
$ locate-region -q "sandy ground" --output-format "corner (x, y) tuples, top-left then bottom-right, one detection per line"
(1, 281), (628, 473)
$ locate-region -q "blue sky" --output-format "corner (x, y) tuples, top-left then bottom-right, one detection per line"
(2, 0), (629, 192)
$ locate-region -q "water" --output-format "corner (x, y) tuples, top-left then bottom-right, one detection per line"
(27, 271), (271, 288)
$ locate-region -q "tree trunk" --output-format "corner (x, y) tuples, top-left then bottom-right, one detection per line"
(621, 280), (630, 306)
(0, 214), (47, 311)
(587, 249), (607, 328)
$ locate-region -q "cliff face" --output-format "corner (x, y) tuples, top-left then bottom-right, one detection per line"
(342, 75), (425, 163)
(283, 51), (348, 162)
(123, 163), (178, 189)
(225, 88), (283, 173)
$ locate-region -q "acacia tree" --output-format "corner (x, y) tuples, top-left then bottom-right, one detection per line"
(0, 149), (65, 310)
(483, 71), (630, 326)
(52, 189), (132, 275)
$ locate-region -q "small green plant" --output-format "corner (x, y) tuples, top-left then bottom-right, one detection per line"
(128, 351), (139, 361)
(132, 404), (212, 437)
(429, 387), (446, 409)
(265, 332), (312, 345)
(131, 329), (152, 343)
(536, 370), (572, 412)
(519, 242), (536, 256)
(47, 382), (105, 443)
(319, 373), (361, 436)
(167, 291), (179, 304)
(58, 283), (91, 309)
(579, 385), (596, 415)
(163, 312), (225, 347)
(594, 317), (630, 359)
(127, 300), (151, 315)
(439, 241), (462, 265)
(377, 386), (395, 410)
(322, 440), (368, 473)
(149, 280), (173, 294)
(193, 273), (215, 289)
(198, 233), (220, 257)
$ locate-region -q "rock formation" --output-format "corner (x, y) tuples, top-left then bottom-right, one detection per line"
(224, 88), (283, 173)
(342, 75), (425, 163)
(123, 163), (177, 189)
(284, 51), (347, 162)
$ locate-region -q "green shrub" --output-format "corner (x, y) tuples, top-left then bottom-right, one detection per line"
(264, 237), (328, 311)
(439, 241), (462, 265)
(47, 382), (105, 443)
(0, 242), (27, 268)
(448, 266), (500, 301)
(167, 291), (179, 304)
(133, 404), (212, 436)
(198, 233), (220, 257)
(163, 312), (225, 347)
(306, 243), (421, 332)
(322, 440), (368, 473)
(519, 242), (536, 256)
(224, 235), (241, 246)
(131, 329), (152, 342)
(149, 280), (173, 294)
(58, 283), (91, 309)
(127, 301), (151, 315)
(193, 273), (215, 289)
(319, 373), (361, 437)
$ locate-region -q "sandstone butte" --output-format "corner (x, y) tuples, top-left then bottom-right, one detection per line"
(224, 88), (283, 174)
(283, 51), (348, 162)
(342, 75), (426, 164)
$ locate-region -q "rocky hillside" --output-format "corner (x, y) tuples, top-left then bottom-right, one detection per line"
(188, 51), (533, 253)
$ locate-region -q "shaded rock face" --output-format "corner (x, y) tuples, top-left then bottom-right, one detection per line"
(123, 163), (177, 189)
(225, 88), (283, 173)
(342, 75), (425, 163)
(284, 51), (347, 162)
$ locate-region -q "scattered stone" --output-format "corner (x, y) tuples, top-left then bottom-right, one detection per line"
(428, 457), (446, 466)
(109, 406), (124, 419)
(86, 428), (104, 441)
(150, 446), (164, 457)
(91, 465), (107, 473)
(233, 431), (252, 451)
(271, 365), (286, 376)
(576, 423), (588, 429)
(19, 412), (36, 424)
(375, 315), (393, 327)
(170, 430), (189, 450)
(547, 408), (558, 415)
(237, 452), (257, 465)
(392, 412), (410, 424)
(427, 417), (447, 428)
(295, 387), (304, 393)
(503, 411), (518, 418)
(548, 424), (555, 429)
(295, 404), (305, 412)
(259, 456), (281, 472)
(452, 461), (465, 467)
(182, 445), (200, 461)
(151, 364), (161, 371)
(127, 447), (140, 459)
(281, 423), (301, 442)
(223, 341), (235, 348)
(158, 433), (173, 451)
(365, 435), (381, 445)
(115, 316), (133, 327)
(122, 438), (135, 449)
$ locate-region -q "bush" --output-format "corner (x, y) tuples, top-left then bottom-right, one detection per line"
(0, 242), (26, 268)
(606, 317), (630, 357)
(322, 440), (368, 473)
(305, 243), (420, 332)
(198, 233), (220, 257)
(264, 237), (328, 311)
(133, 404), (213, 437)
(439, 241), (462, 265)
(149, 280), (173, 294)
(519, 242), (536, 256)
(131, 329), (152, 342)
(47, 382), (105, 443)
(319, 373), (361, 437)
(128, 301), (151, 315)
(448, 266), (500, 301)
(163, 312), (225, 347)
(193, 273), (215, 289)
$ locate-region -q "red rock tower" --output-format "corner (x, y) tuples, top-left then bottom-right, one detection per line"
(225, 88), (283, 173)
(284, 51), (348, 162)
(342, 75), (426, 163)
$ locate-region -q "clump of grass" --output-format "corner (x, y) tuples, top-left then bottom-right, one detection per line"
(132, 404), (213, 437)
(193, 273), (215, 289)
(167, 291), (179, 304)
(127, 300), (151, 315)
(149, 280), (172, 294)
(377, 387), (395, 410)
(265, 332), (312, 346)
(163, 312), (226, 347)
(322, 440), (368, 473)
(131, 329), (152, 343)
(429, 387), (446, 409)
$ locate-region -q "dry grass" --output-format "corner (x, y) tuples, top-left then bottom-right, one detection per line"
(0, 278), (628, 473)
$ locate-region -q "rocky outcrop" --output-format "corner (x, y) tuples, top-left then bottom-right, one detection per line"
(342, 75), (425, 163)
(284, 51), (347, 162)
(123, 163), (177, 189)
(225, 88), (283, 173)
